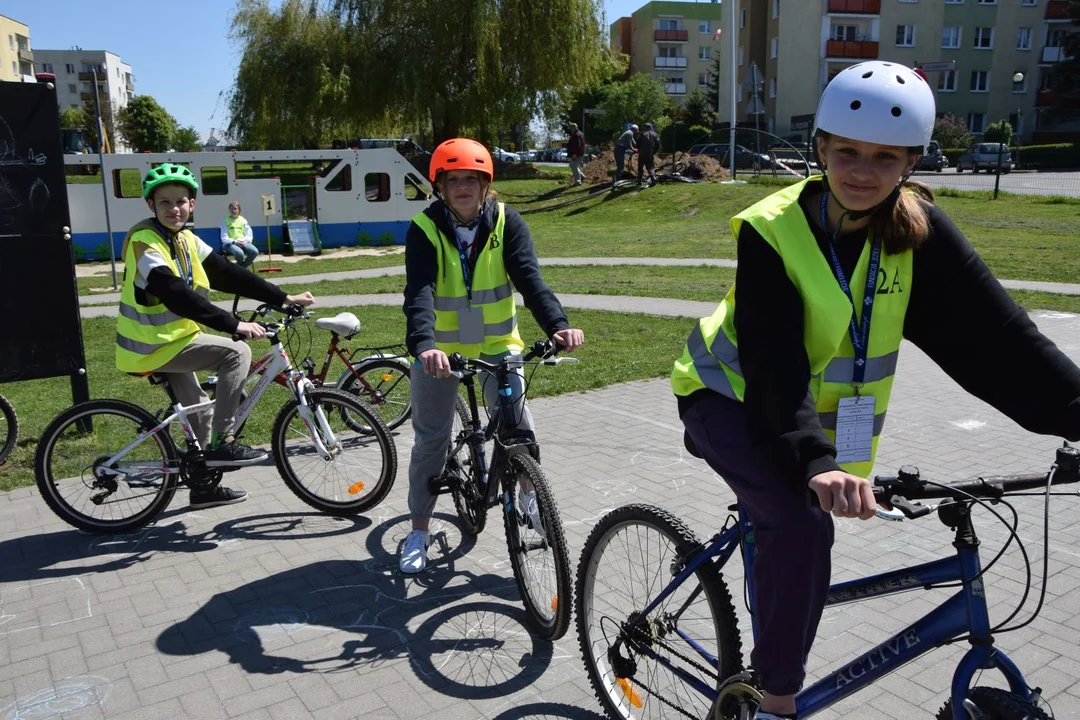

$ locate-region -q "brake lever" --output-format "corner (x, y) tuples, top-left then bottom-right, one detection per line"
(887, 495), (933, 519)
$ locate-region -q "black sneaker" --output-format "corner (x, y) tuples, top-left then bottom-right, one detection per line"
(190, 486), (248, 509)
(205, 440), (268, 468)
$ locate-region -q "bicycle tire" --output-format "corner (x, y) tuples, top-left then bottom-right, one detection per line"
(336, 358), (412, 432)
(936, 686), (1051, 720)
(0, 393), (18, 465)
(576, 504), (742, 720)
(503, 453), (572, 640)
(271, 387), (397, 514)
(449, 395), (487, 536)
(35, 399), (180, 534)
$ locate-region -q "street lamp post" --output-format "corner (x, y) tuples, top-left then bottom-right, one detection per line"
(1012, 71), (1024, 170)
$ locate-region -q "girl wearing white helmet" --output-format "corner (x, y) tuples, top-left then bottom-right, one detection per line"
(670, 61), (1080, 719)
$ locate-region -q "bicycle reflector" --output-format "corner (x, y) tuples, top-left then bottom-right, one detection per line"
(617, 678), (643, 708)
(348, 481), (365, 495)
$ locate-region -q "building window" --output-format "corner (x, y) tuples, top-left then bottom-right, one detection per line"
(41, 63), (54, 73)
(65, 63), (75, 74)
(896, 25), (915, 47)
(67, 83), (76, 93)
(938, 70), (957, 91)
(737, 85), (745, 102)
(698, 72), (708, 87)
(660, 19), (679, 30)
(7, 35), (12, 50)
(1017, 28), (1031, 50)
(832, 25), (857, 41)
(899, 0), (918, 2)
(970, 70), (989, 92)
(968, 113), (986, 133)
(1047, 29), (1067, 47)
(1013, 72), (1028, 93)
(945, 0), (962, 3)
(769, 77), (777, 98)
(942, 26), (961, 48)
(974, 27), (993, 49)
(10, 61), (16, 76)
(976, 0), (996, 4)
(772, 0), (779, 18)
(699, 46), (711, 60)
(770, 37), (778, 58)
(1021, 0), (1037, 5)
(740, 9), (746, 28)
(738, 45), (745, 65)
(700, 19), (711, 33)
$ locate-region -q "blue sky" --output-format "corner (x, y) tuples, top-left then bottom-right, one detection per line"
(14, 0), (674, 143)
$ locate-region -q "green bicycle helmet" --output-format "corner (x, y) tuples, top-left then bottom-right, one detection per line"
(142, 163), (199, 199)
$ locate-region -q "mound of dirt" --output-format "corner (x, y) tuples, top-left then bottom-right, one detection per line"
(671, 154), (730, 182)
(580, 150), (642, 185)
(492, 159), (550, 179)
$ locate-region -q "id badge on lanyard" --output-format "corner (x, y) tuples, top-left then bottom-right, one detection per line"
(821, 192), (879, 463)
(449, 216), (484, 345)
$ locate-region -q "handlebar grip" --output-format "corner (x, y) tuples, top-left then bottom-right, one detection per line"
(449, 352), (466, 372)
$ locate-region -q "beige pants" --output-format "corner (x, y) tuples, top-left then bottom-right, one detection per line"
(156, 333), (251, 448)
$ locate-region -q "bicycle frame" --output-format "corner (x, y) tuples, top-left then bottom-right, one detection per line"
(99, 336), (338, 476)
(623, 503), (1037, 720)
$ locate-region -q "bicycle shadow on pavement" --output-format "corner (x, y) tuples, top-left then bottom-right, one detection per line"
(0, 511), (369, 583)
(487, 702), (608, 720)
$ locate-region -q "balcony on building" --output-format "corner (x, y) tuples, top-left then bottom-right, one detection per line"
(664, 82), (688, 95)
(654, 29), (688, 42)
(1035, 89), (1062, 108)
(655, 56), (688, 68)
(826, 40), (879, 59)
(17, 47), (33, 64)
(1046, 0), (1070, 20)
(827, 0), (881, 15)
(1041, 46), (1073, 63)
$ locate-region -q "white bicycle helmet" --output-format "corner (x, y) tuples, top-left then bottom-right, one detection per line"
(813, 61), (935, 152)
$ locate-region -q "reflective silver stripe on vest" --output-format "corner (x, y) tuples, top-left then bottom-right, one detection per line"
(687, 324), (739, 399)
(434, 283), (513, 311)
(118, 302), (186, 327)
(819, 410), (888, 436)
(116, 333), (172, 356)
(435, 315), (518, 344)
(822, 351), (899, 385)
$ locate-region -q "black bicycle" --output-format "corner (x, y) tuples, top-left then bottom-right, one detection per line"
(0, 393), (17, 465)
(428, 339), (578, 640)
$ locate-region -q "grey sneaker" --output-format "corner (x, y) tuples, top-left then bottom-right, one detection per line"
(399, 530), (430, 574)
(205, 440), (267, 468)
(190, 486), (248, 509)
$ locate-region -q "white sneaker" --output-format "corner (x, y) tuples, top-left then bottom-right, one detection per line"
(399, 530), (429, 574)
(522, 490), (545, 537)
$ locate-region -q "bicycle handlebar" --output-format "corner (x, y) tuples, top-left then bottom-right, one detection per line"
(230, 302), (310, 342)
(448, 338), (580, 377)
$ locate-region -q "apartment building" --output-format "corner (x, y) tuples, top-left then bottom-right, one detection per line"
(610, 1), (728, 108)
(33, 49), (134, 114)
(0, 14), (33, 82)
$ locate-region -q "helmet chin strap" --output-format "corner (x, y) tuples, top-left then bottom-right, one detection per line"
(820, 167), (916, 239)
(433, 180), (486, 229)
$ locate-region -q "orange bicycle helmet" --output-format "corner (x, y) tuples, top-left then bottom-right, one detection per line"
(429, 138), (494, 184)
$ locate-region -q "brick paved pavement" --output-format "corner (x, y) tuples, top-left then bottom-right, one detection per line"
(3, 311), (1080, 719)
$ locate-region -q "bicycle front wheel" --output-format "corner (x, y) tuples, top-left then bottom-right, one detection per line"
(576, 504), (742, 720)
(35, 399), (179, 533)
(503, 452), (572, 640)
(337, 358), (411, 432)
(271, 388), (397, 514)
(0, 393), (18, 465)
(449, 395), (486, 536)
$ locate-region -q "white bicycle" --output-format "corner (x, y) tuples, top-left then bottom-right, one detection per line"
(35, 304), (397, 534)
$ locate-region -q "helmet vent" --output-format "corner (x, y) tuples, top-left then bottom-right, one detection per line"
(850, 100), (862, 110)
(862, 71), (873, 79)
(891, 106), (902, 117)
(896, 75), (906, 84)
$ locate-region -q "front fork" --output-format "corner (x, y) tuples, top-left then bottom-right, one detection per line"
(293, 376), (336, 459)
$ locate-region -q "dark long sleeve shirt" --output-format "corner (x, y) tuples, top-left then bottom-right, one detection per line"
(683, 181), (1080, 489)
(403, 199), (570, 357)
(145, 251), (288, 335)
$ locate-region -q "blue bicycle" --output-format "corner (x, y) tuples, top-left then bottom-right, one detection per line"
(575, 444), (1080, 719)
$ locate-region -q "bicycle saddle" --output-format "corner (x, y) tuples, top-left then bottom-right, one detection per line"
(315, 312), (361, 338)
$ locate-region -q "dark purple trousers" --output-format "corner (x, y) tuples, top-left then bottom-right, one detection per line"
(681, 393), (834, 696)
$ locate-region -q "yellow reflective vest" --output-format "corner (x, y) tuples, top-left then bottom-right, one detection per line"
(115, 220), (211, 372)
(671, 177), (913, 477)
(223, 215), (248, 240)
(411, 203), (524, 358)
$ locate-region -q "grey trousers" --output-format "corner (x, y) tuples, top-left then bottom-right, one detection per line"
(408, 352), (534, 522)
(156, 333), (252, 448)
(569, 157), (584, 183)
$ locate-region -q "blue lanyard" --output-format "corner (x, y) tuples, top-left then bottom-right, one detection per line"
(445, 208), (481, 301)
(155, 220), (194, 290)
(820, 192), (880, 385)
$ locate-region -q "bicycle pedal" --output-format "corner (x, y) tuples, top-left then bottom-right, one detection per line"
(426, 476), (454, 495)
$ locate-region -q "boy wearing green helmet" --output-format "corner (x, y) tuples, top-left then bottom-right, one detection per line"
(116, 162), (316, 509)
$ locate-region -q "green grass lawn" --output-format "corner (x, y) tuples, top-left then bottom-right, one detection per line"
(0, 306), (694, 492)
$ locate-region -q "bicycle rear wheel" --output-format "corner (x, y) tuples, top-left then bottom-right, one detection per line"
(272, 388), (397, 514)
(576, 504), (742, 720)
(0, 393), (18, 465)
(503, 452), (572, 640)
(337, 358), (411, 432)
(35, 400), (179, 533)
(448, 395), (486, 535)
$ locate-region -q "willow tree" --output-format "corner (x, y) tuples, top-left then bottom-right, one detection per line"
(229, 0), (605, 148)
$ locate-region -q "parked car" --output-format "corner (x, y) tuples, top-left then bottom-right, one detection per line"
(916, 141), (949, 172)
(688, 143), (774, 170)
(956, 142), (1012, 174)
(492, 147), (520, 163)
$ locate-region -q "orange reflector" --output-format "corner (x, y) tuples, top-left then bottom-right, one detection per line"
(551, 595), (558, 612)
(381, 373), (394, 382)
(348, 482), (365, 495)
(617, 678), (643, 708)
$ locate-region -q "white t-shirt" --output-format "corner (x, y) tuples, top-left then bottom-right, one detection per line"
(453, 223), (479, 256)
(135, 231), (214, 289)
